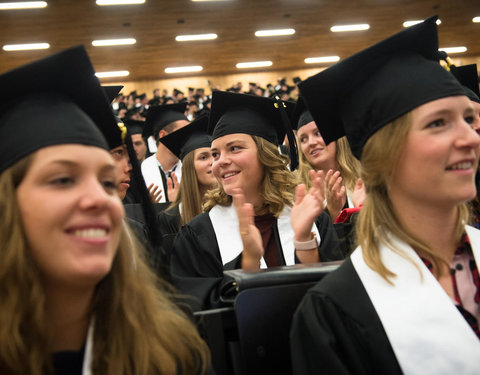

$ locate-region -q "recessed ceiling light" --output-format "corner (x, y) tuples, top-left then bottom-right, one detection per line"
(304, 56), (340, 64)
(95, 70), (130, 78)
(3, 42), (50, 51)
(255, 28), (295, 37)
(438, 46), (467, 54)
(403, 19), (441, 27)
(473, 17), (480, 23)
(92, 38), (136, 46)
(236, 61), (272, 69)
(175, 33), (217, 42)
(0, 1), (47, 9)
(165, 66), (203, 73)
(330, 24), (370, 32)
(96, 0), (145, 5)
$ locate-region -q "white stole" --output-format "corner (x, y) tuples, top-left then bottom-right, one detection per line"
(81, 318), (94, 375)
(209, 204), (321, 268)
(351, 225), (480, 374)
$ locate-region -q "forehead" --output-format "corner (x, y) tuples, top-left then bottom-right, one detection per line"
(30, 144), (114, 169)
(211, 133), (254, 148)
(297, 121), (319, 136)
(411, 95), (472, 120)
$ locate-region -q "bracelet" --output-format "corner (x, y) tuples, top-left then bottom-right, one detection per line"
(294, 232), (318, 251)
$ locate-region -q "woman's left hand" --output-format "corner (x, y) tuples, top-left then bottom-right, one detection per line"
(291, 170), (325, 241)
(325, 169), (346, 222)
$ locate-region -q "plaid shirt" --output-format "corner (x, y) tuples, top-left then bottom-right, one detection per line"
(421, 233), (480, 340)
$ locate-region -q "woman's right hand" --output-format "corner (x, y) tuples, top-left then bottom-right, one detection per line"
(232, 188), (263, 271)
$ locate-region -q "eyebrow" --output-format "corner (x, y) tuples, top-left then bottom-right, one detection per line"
(45, 159), (116, 173)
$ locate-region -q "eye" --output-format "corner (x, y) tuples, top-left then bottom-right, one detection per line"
(211, 151), (219, 160)
(101, 179), (118, 193)
(315, 131), (322, 137)
(426, 119), (445, 129)
(464, 115), (475, 125)
(110, 148), (125, 160)
(230, 145), (241, 152)
(299, 135), (307, 143)
(49, 176), (74, 186)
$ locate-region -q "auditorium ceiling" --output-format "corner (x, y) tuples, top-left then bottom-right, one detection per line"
(0, 0), (479, 81)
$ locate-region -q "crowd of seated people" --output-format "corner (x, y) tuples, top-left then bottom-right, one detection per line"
(1, 16), (479, 375)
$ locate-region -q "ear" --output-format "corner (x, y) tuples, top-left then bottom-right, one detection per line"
(157, 129), (168, 139)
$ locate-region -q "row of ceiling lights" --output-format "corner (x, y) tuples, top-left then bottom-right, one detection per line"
(1, 1), (478, 78)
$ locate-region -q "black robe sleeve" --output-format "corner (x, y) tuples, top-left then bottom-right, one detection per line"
(290, 258), (402, 375)
(170, 213), (239, 311)
(314, 211), (345, 261)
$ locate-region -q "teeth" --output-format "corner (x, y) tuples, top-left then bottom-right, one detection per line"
(73, 229), (107, 238)
(223, 172), (238, 178)
(448, 162), (473, 170)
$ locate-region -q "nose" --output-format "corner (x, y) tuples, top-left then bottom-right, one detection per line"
(455, 119), (480, 151)
(78, 177), (113, 211)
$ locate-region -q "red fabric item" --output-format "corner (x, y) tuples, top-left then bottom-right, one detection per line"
(335, 206), (362, 224)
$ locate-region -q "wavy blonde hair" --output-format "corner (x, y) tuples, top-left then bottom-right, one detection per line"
(357, 112), (468, 282)
(203, 135), (299, 217)
(0, 155), (210, 375)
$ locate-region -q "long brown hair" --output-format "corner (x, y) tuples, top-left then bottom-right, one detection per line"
(357, 112), (468, 282)
(0, 155), (210, 375)
(203, 135), (299, 217)
(170, 150), (214, 226)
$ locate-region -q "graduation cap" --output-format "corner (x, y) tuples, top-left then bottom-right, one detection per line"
(449, 64), (480, 103)
(298, 16), (465, 159)
(124, 119), (145, 135)
(188, 87), (195, 92)
(291, 96), (314, 130)
(159, 115), (211, 160)
(208, 91), (299, 169)
(138, 93), (147, 100)
(293, 77), (302, 84)
(0, 45), (122, 173)
(173, 88), (184, 96)
(102, 85), (124, 103)
(142, 102), (188, 140)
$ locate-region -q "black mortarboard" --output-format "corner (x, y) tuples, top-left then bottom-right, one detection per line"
(124, 119), (144, 135)
(142, 102), (188, 139)
(102, 85), (124, 103)
(0, 45), (122, 173)
(291, 96), (314, 130)
(188, 87), (195, 92)
(450, 64), (480, 103)
(249, 82), (257, 86)
(298, 16), (465, 159)
(293, 77), (302, 84)
(208, 91), (299, 169)
(173, 88), (184, 96)
(138, 93), (147, 100)
(159, 115), (211, 160)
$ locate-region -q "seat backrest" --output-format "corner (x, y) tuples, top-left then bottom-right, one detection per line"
(234, 282), (318, 375)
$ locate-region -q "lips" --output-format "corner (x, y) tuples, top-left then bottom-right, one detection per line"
(72, 228), (108, 238)
(446, 160), (474, 170)
(222, 171), (239, 179)
(310, 148), (324, 156)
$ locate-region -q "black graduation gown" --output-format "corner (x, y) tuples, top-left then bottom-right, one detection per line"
(170, 211), (343, 311)
(157, 205), (181, 236)
(290, 258), (402, 375)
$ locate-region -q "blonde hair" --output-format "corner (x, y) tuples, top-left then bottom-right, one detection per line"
(203, 135), (299, 217)
(357, 112), (468, 282)
(295, 133), (361, 191)
(170, 150), (215, 226)
(0, 155), (210, 375)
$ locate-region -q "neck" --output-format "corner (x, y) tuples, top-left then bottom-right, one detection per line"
(315, 159), (339, 173)
(156, 145), (178, 172)
(45, 284), (94, 352)
(391, 194), (459, 263)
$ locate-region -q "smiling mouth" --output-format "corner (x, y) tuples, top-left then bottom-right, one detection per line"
(223, 172), (239, 179)
(446, 161), (474, 170)
(71, 228), (108, 238)
(310, 148), (324, 156)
